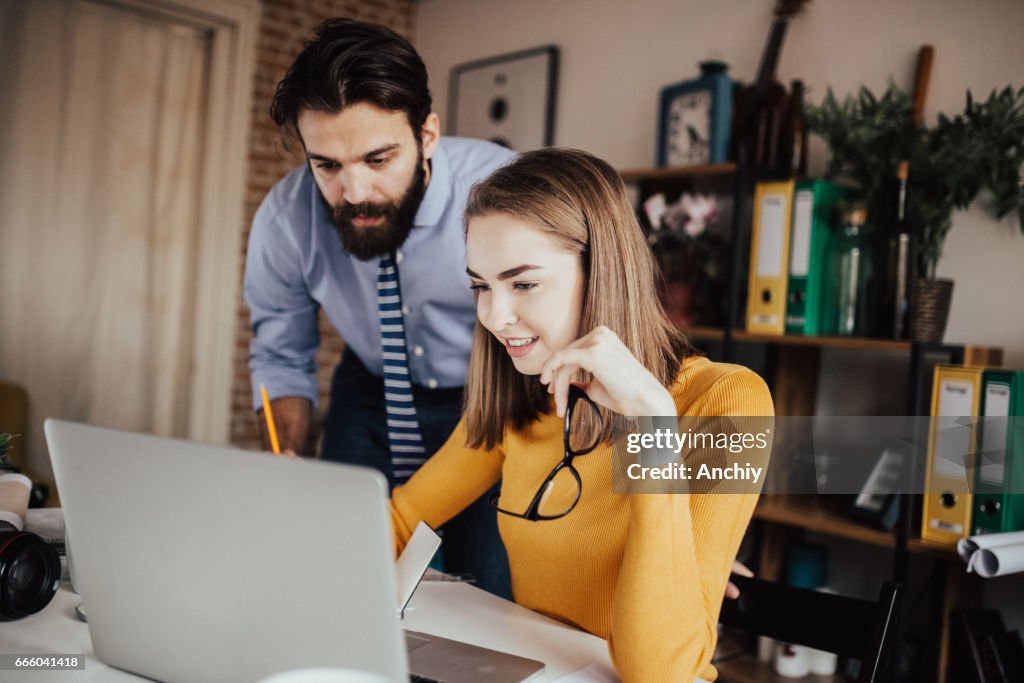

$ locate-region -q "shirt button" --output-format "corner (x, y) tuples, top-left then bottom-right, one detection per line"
(402, 304), (410, 316)
(396, 250), (404, 264)
(413, 345), (425, 357)
(427, 378), (439, 389)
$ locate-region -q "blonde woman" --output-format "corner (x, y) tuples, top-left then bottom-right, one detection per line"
(390, 148), (773, 682)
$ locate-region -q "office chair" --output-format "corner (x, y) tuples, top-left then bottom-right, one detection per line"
(719, 574), (902, 683)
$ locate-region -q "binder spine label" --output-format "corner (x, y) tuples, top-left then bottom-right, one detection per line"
(930, 518), (964, 535)
(789, 192), (813, 277)
(756, 195), (787, 277)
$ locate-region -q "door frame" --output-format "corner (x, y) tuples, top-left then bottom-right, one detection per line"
(96, 0), (260, 443)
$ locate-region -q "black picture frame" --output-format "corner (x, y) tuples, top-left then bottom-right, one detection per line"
(447, 46), (559, 151)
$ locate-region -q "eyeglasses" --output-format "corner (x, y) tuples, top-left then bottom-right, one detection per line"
(489, 385), (603, 521)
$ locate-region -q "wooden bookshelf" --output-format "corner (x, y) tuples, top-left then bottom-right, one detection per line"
(621, 160), (1000, 683)
(685, 325), (727, 340)
(714, 633), (855, 683)
(618, 162), (737, 182)
(717, 655), (853, 683)
(685, 327), (914, 352)
(754, 497), (899, 549)
(753, 496), (957, 557)
(906, 536), (965, 558)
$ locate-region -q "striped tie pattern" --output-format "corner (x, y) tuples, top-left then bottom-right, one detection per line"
(378, 252), (426, 484)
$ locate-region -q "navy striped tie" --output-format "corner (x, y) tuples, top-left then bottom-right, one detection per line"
(378, 252), (426, 484)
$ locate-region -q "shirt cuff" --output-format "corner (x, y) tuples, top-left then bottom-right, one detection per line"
(250, 367), (319, 412)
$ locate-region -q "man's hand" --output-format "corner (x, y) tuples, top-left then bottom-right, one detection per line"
(257, 396), (311, 455)
(725, 560), (754, 600)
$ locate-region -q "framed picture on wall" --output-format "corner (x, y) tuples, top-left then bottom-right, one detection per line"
(447, 46), (559, 151)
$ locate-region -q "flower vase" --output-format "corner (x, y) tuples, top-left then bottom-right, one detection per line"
(660, 279), (698, 327)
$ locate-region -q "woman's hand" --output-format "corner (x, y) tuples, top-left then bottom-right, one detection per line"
(725, 561), (754, 600)
(538, 326), (676, 418)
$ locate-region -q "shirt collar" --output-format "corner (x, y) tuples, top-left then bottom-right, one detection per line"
(414, 140), (451, 228)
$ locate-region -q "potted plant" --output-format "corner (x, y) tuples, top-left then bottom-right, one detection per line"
(0, 433), (14, 470)
(806, 83), (1024, 341)
(644, 193), (731, 327)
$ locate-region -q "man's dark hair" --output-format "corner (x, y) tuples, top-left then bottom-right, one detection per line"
(270, 18), (432, 140)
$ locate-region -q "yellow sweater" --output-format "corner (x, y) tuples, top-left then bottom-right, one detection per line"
(390, 356), (774, 682)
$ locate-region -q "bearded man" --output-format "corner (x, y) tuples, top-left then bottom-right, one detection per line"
(245, 18), (514, 598)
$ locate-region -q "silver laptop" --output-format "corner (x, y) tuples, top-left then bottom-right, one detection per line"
(394, 524), (543, 683)
(45, 419), (544, 683)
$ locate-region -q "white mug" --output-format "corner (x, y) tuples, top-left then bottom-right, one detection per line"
(0, 472), (31, 530)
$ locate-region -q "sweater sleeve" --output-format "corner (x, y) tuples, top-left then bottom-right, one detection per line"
(389, 418), (505, 556)
(608, 367), (774, 683)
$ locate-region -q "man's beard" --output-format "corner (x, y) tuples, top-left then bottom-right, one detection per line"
(326, 153), (427, 261)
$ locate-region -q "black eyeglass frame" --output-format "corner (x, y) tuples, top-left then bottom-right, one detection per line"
(488, 385), (603, 521)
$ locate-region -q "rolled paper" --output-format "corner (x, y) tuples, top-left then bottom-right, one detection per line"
(973, 542), (1024, 578)
(958, 529), (1024, 563)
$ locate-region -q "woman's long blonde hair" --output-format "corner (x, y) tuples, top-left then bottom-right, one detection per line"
(463, 148), (691, 449)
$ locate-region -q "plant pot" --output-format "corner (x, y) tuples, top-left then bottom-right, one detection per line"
(660, 279), (698, 327)
(910, 278), (954, 343)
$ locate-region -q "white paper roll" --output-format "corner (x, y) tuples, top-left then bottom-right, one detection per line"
(774, 643), (809, 677)
(807, 647), (838, 675)
(958, 531), (1024, 578)
(757, 636), (776, 662)
(957, 529), (1024, 563)
(973, 542), (1024, 578)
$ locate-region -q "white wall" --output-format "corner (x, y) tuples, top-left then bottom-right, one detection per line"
(416, 0), (1024, 636)
(415, 0), (1024, 366)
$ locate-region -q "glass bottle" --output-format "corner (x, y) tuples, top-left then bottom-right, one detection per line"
(879, 161), (914, 339)
(834, 206), (872, 336)
(787, 80), (808, 178)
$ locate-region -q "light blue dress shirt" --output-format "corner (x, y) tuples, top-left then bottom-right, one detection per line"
(245, 137), (515, 411)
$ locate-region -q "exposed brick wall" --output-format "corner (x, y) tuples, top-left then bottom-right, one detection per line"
(230, 0), (416, 451)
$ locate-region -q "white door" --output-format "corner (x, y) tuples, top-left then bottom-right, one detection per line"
(0, 0), (255, 491)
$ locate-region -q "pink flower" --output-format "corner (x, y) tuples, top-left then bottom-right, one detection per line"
(644, 193), (668, 231)
(679, 193), (719, 237)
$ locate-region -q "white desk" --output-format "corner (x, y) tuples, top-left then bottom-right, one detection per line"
(0, 581), (622, 682)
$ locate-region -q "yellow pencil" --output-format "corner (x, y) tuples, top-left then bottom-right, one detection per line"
(259, 384), (281, 455)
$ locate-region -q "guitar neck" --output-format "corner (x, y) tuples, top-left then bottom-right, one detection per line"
(754, 17), (789, 91)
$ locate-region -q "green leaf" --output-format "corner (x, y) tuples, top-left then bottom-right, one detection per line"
(807, 79), (1024, 270)
(0, 433), (14, 465)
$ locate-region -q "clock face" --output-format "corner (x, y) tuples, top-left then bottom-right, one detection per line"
(666, 90), (712, 166)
